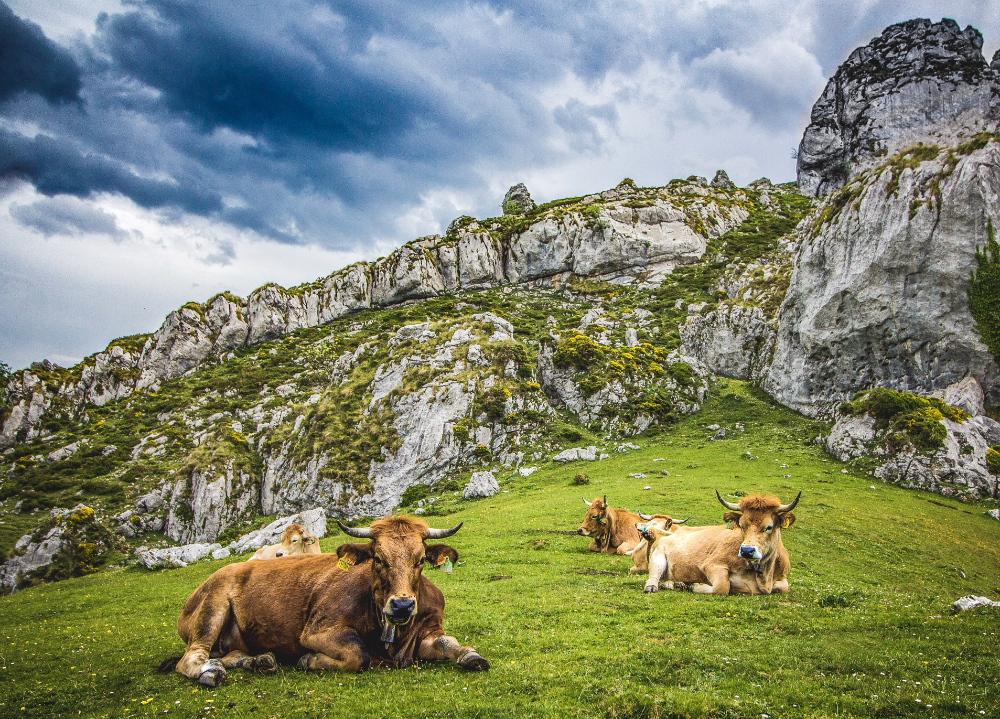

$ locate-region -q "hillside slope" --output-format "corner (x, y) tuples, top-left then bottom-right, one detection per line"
(1, 383), (998, 718)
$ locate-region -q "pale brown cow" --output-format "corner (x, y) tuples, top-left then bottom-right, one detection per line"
(578, 496), (643, 555)
(160, 517), (488, 686)
(643, 491), (800, 595)
(248, 523), (321, 561)
(628, 513), (689, 575)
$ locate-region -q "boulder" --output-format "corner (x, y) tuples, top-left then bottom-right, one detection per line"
(463, 471), (499, 499)
(553, 446), (597, 462)
(503, 183), (536, 215)
(136, 543), (224, 569)
(953, 595), (1000, 612)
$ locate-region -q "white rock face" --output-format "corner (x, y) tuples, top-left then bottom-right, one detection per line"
(940, 377), (986, 417)
(166, 460), (260, 544)
(518, 466), (539, 477)
(825, 415), (877, 462)
(798, 19), (1000, 197)
(767, 144), (1000, 416)
(355, 380), (474, 517)
(463, 471), (499, 499)
(681, 304), (776, 382)
(228, 508), (327, 553)
(0, 527), (66, 594)
(136, 543), (224, 569)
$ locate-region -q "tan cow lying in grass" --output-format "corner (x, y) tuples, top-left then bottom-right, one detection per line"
(248, 523), (320, 561)
(578, 496), (643, 555)
(628, 513), (689, 575)
(642, 491), (799, 594)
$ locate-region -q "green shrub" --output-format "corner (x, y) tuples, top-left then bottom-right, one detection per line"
(987, 447), (1000, 475)
(482, 387), (511, 421)
(400, 484), (430, 507)
(969, 220), (1000, 364)
(474, 444), (490, 458)
(842, 387), (966, 451)
(572, 473), (589, 486)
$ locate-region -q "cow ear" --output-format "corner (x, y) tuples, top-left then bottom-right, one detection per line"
(336, 542), (372, 564)
(424, 544), (459, 568)
(723, 511), (742, 528)
(779, 512), (796, 529)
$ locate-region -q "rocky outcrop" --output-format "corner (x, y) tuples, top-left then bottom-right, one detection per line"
(768, 142), (1000, 416)
(165, 461), (260, 544)
(503, 183), (535, 214)
(681, 305), (776, 382)
(798, 18), (1000, 196)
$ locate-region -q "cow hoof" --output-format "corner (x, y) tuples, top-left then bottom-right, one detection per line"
(674, 582), (690, 592)
(198, 661), (226, 687)
(644, 585), (657, 593)
(296, 653), (315, 671)
(457, 652), (490, 672)
(253, 653), (277, 674)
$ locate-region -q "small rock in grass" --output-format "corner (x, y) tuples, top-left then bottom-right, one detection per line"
(629, 473), (647, 479)
(953, 595), (1000, 612)
(643, 486), (651, 491)
(985, 509), (1000, 521)
(463, 471), (499, 499)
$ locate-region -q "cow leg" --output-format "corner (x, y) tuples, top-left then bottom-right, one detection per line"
(691, 566), (730, 595)
(588, 540), (600, 552)
(617, 541), (637, 556)
(644, 551), (667, 593)
(175, 595), (232, 687)
(418, 634), (489, 671)
(298, 629), (370, 673)
(771, 579), (790, 594)
(217, 651), (277, 675)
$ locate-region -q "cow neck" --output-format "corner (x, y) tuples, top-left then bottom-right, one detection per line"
(596, 511), (614, 548)
(747, 537), (780, 586)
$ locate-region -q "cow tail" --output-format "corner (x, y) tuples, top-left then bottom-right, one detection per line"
(157, 656), (181, 674)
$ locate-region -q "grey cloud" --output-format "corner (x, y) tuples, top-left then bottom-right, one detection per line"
(9, 195), (133, 240)
(0, 1), (81, 104)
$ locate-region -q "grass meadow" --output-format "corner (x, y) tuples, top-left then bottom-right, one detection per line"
(1, 380), (999, 718)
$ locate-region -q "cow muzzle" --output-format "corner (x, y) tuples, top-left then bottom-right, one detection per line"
(384, 596), (417, 625)
(739, 545), (762, 562)
(577, 528), (589, 536)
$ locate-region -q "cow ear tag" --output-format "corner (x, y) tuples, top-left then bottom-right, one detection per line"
(337, 557), (351, 571)
(781, 516), (791, 529)
(440, 557), (453, 573)
(726, 521), (733, 530)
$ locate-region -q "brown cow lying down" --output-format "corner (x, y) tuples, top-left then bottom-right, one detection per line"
(628, 513), (689, 575)
(248, 523), (320, 561)
(160, 516), (488, 686)
(578, 496), (643, 555)
(643, 491), (800, 595)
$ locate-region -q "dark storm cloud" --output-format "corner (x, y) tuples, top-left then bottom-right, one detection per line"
(4, 0), (1000, 249)
(0, 1), (81, 104)
(0, 127), (223, 214)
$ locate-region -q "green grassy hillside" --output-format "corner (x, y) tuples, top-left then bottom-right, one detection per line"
(2, 380), (998, 718)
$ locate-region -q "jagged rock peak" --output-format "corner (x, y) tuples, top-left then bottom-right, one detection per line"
(503, 183), (535, 215)
(797, 17), (1000, 196)
(710, 170), (735, 189)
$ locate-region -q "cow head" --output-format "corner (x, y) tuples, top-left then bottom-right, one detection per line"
(275, 523), (308, 558)
(302, 534), (321, 554)
(634, 514), (688, 542)
(337, 517), (461, 626)
(578, 495), (611, 536)
(715, 490), (799, 565)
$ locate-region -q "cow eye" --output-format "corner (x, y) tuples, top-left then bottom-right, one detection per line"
(765, 525), (773, 532)
(372, 556), (383, 565)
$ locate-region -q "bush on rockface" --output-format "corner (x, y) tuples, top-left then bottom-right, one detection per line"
(839, 387), (966, 450)
(969, 219), (1000, 365)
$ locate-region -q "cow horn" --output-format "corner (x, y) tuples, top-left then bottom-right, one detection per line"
(637, 512), (653, 520)
(674, 516), (690, 524)
(778, 491), (802, 514)
(583, 496), (592, 507)
(338, 521), (373, 539)
(426, 522), (463, 539)
(715, 489), (740, 511)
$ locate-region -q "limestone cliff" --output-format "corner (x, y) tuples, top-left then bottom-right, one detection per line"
(797, 18), (1000, 196)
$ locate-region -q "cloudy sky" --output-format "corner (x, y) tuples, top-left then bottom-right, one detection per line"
(2, 1), (999, 370)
